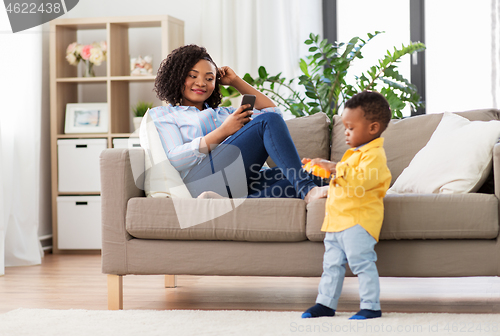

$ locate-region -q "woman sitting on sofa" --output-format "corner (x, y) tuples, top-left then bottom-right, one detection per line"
(150, 44), (323, 202)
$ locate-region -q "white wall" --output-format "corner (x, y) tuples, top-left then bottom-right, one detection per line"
(62, 0), (204, 44)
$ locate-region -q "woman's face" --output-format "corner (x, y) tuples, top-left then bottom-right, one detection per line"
(181, 59), (217, 110)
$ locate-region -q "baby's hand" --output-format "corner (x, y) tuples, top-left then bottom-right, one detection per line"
(304, 185), (330, 204)
(302, 158), (337, 177)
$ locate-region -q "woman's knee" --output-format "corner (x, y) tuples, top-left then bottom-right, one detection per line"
(255, 112), (284, 125)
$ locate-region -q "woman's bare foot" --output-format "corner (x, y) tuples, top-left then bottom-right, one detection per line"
(197, 191), (228, 199)
(304, 186), (329, 204)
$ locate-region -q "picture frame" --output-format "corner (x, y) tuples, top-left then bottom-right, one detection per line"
(64, 103), (109, 134)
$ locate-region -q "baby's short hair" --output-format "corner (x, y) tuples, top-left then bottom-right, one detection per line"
(345, 91), (391, 131)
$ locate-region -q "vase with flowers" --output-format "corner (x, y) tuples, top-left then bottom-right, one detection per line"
(66, 41), (107, 77)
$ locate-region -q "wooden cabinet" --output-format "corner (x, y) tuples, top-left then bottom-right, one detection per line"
(49, 15), (184, 252)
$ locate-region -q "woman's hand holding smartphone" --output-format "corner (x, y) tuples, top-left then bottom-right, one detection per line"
(219, 95), (256, 136)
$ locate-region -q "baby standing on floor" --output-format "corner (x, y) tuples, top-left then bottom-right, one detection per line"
(302, 91), (392, 320)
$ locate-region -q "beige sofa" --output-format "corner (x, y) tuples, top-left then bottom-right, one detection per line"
(100, 109), (500, 310)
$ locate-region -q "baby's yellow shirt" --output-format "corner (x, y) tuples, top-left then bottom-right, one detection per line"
(321, 137), (392, 241)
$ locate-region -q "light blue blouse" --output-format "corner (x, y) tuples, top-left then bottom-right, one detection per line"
(148, 104), (282, 179)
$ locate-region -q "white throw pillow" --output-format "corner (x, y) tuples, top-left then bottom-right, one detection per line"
(139, 110), (192, 198)
(388, 112), (500, 194)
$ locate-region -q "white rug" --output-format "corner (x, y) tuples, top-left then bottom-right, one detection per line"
(0, 309), (499, 336)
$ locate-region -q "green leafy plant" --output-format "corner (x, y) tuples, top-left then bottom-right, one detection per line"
(132, 101), (153, 117)
(224, 31), (425, 121)
(220, 85), (241, 107)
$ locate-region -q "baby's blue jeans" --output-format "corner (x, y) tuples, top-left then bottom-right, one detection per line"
(316, 224), (381, 311)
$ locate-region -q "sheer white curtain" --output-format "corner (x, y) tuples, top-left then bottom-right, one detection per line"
(200, 0), (322, 117)
(0, 12), (43, 276)
(493, 0), (500, 108)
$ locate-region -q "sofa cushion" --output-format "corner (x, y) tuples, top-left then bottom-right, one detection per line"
(140, 110), (192, 199)
(388, 112), (500, 194)
(267, 112), (330, 167)
(306, 193), (499, 241)
(331, 109), (500, 184)
(126, 197), (307, 242)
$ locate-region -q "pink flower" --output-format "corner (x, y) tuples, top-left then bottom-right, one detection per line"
(81, 45), (92, 60)
(66, 42), (77, 55)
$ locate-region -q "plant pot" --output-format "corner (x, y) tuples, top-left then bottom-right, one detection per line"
(133, 117), (143, 131)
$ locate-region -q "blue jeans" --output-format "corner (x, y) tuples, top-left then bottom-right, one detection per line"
(316, 225), (381, 311)
(184, 113), (321, 199)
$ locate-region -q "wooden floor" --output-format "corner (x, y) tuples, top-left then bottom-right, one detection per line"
(1, 254), (500, 314)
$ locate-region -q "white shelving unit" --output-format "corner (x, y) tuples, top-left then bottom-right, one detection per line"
(50, 15), (184, 253)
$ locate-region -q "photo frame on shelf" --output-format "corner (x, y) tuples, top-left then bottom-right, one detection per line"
(64, 103), (109, 134)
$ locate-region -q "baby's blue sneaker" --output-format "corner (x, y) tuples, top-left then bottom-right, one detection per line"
(301, 303), (335, 318)
(349, 309), (382, 320)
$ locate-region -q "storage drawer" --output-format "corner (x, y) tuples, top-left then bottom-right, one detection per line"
(113, 137), (141, 149)
(57, 139), (107, 192)
(57, 196), (102, 249)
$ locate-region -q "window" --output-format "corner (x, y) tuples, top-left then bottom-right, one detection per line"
(425, 1), (493, 113)
(323, 0), (426, 115)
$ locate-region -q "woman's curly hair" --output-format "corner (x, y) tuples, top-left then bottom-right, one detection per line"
(154, 44), (222, 108)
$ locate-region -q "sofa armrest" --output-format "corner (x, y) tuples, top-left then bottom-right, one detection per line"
(494, 144), (500, 200)
(100, 148), (145, 274)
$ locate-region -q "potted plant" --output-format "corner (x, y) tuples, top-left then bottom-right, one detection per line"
(222, 31), (425, 122)
(132, 101), (153, 131)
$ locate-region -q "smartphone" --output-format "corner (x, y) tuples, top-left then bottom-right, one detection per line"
(241, 94), (256, 112)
